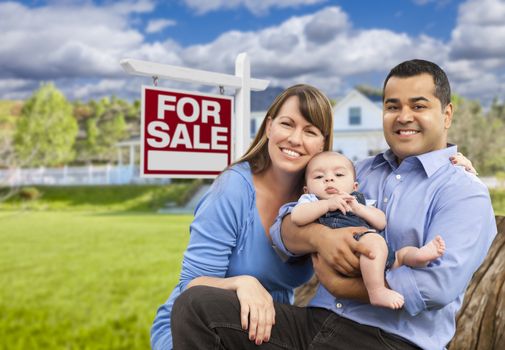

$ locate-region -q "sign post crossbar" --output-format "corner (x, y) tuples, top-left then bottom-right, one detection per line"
(121, 52), (269, 178)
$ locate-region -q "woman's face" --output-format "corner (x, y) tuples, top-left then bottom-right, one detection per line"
(266, 95), (325, 175)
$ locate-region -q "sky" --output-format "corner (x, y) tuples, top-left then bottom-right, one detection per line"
(1, 0), (505, 106)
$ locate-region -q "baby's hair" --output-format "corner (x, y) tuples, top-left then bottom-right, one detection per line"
(305, 151), (356, 181)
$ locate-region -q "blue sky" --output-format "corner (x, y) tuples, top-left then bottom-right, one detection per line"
(1, 0), (505, 106)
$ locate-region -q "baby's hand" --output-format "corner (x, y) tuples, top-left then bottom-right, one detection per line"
(327, 194), (354, 214)
(346, 196), (360, 211)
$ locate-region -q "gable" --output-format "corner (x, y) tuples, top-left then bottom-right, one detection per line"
(333, 90), (383, 131)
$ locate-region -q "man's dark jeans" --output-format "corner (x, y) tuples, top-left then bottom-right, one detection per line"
(172, 286), (420, 350)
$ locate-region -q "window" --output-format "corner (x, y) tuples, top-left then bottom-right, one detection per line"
(250, 118), (257, 138)
(349, 107), (361, 125)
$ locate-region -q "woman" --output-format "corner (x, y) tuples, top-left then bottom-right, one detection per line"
(151, 84), (337, 349)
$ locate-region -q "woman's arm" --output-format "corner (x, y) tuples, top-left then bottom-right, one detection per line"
(187, 275), (275, 345)
(152, 167), (273, 348)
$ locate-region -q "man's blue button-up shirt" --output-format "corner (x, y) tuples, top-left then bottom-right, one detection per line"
(271, 146), (497, 349)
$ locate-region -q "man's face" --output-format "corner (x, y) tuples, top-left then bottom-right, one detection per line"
(383, 73), (453, 163)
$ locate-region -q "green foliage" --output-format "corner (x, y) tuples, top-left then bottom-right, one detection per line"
(449, 95), (505, 175)
(0, 100), (22, 168)
(14, 83), (78, 167)
(74, 97), (131, 164)
(490, 189), (505, 215)
(0, 211), (192, 350)
(18, 187), (41, 201)
(1, 182), (198, 212)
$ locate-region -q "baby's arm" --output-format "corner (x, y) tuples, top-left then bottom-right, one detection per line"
(291, 201), (331, 226)
(292, 194), (354, 226)
(350, 200), (386, 231)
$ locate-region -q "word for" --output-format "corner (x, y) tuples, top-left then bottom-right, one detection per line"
(147, 94), (228, 150)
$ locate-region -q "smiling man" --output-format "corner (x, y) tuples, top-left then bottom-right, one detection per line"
(382, 63), (453, 163)
(270, 59), (497, 349)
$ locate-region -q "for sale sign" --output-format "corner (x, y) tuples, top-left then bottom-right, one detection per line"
(141, 86), (233, 178)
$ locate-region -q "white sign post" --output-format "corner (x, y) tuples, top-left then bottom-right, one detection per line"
(120, 53), (269, 178)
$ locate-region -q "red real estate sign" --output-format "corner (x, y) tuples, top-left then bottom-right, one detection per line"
(141, 86), (233, 178)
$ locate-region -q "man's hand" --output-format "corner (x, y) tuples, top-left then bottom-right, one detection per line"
(312, 253), (369, 302)
(313, 226), (374, 276)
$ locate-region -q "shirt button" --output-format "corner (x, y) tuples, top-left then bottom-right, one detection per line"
(396, 174), (402, 180)
(383, 197), (388, 203)
(336, 303), (343, 308)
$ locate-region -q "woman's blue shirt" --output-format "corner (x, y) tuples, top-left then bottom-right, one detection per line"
(151, 162), (313, 349)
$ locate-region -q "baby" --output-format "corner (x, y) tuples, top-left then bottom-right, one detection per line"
(291, 151), (446, 309)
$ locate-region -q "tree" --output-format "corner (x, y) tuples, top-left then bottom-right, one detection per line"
(14, 83), (78, 167)
(488, 97), (505, 123)
(74, 96), (128, 164)
(0, 101), (23, 200)
(448, 95), (505, 175)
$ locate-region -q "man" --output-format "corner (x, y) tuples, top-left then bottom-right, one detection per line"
(171, 60), (496, 349)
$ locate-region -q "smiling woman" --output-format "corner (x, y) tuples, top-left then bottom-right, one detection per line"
(151, 84), (334, 350)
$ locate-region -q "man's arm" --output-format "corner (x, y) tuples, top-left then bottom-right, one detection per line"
(280, 214), (373, 276)
(311, 253), (369, 302)
(386, 181), (496, 316)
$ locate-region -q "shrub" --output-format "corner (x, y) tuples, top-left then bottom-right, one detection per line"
(19, 187), (42, 201)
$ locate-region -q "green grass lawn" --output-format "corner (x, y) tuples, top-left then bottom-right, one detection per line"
(0, 182), (201, 212)
(1, 185), (504, 350)
(0, 211), (192, 350)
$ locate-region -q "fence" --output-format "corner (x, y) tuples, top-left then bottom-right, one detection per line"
(0, 165), (170, 186)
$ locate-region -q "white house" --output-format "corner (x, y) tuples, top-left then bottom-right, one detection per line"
(332, 89), (388, 162)
(249, 89), (389, 162)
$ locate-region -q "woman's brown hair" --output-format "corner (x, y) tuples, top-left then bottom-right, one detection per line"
(233, 84), (334, 174)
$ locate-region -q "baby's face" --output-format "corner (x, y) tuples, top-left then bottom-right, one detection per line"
(305, 153), (357, 199)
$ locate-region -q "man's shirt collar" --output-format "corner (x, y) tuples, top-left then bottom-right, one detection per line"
(371, 145), (458, 177)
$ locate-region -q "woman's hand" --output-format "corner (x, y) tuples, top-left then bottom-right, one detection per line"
(234, 275), (275, 345)
(450, 152), (478, 175)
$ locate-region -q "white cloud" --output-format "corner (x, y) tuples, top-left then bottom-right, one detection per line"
(412, 0), (435, 5)
(0, 79), (36, 100)
(183, 0), (326, 15)
(176, 7), (447, 97)
(146, 19), (176, 33)
(450, 0), (505, 60)
(411, 0), (451, 7)
(73, 79), (128, 100)
(1, 0), (504, 106)
(444, 0), (505, 103)
(0, 1), (157, 80)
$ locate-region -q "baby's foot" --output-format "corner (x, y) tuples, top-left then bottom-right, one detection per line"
(368, 287), (405, 309)
(414, 235), (446, 266)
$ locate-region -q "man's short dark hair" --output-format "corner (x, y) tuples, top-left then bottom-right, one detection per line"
(382, 59), (451, 108)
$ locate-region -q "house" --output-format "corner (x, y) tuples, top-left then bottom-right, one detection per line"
(249, 89), (388, 162)
(332, 89), (388, 162)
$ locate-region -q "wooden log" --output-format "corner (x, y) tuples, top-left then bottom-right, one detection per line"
(448, 215), (505, 350)
(294, 216), (505, 349)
